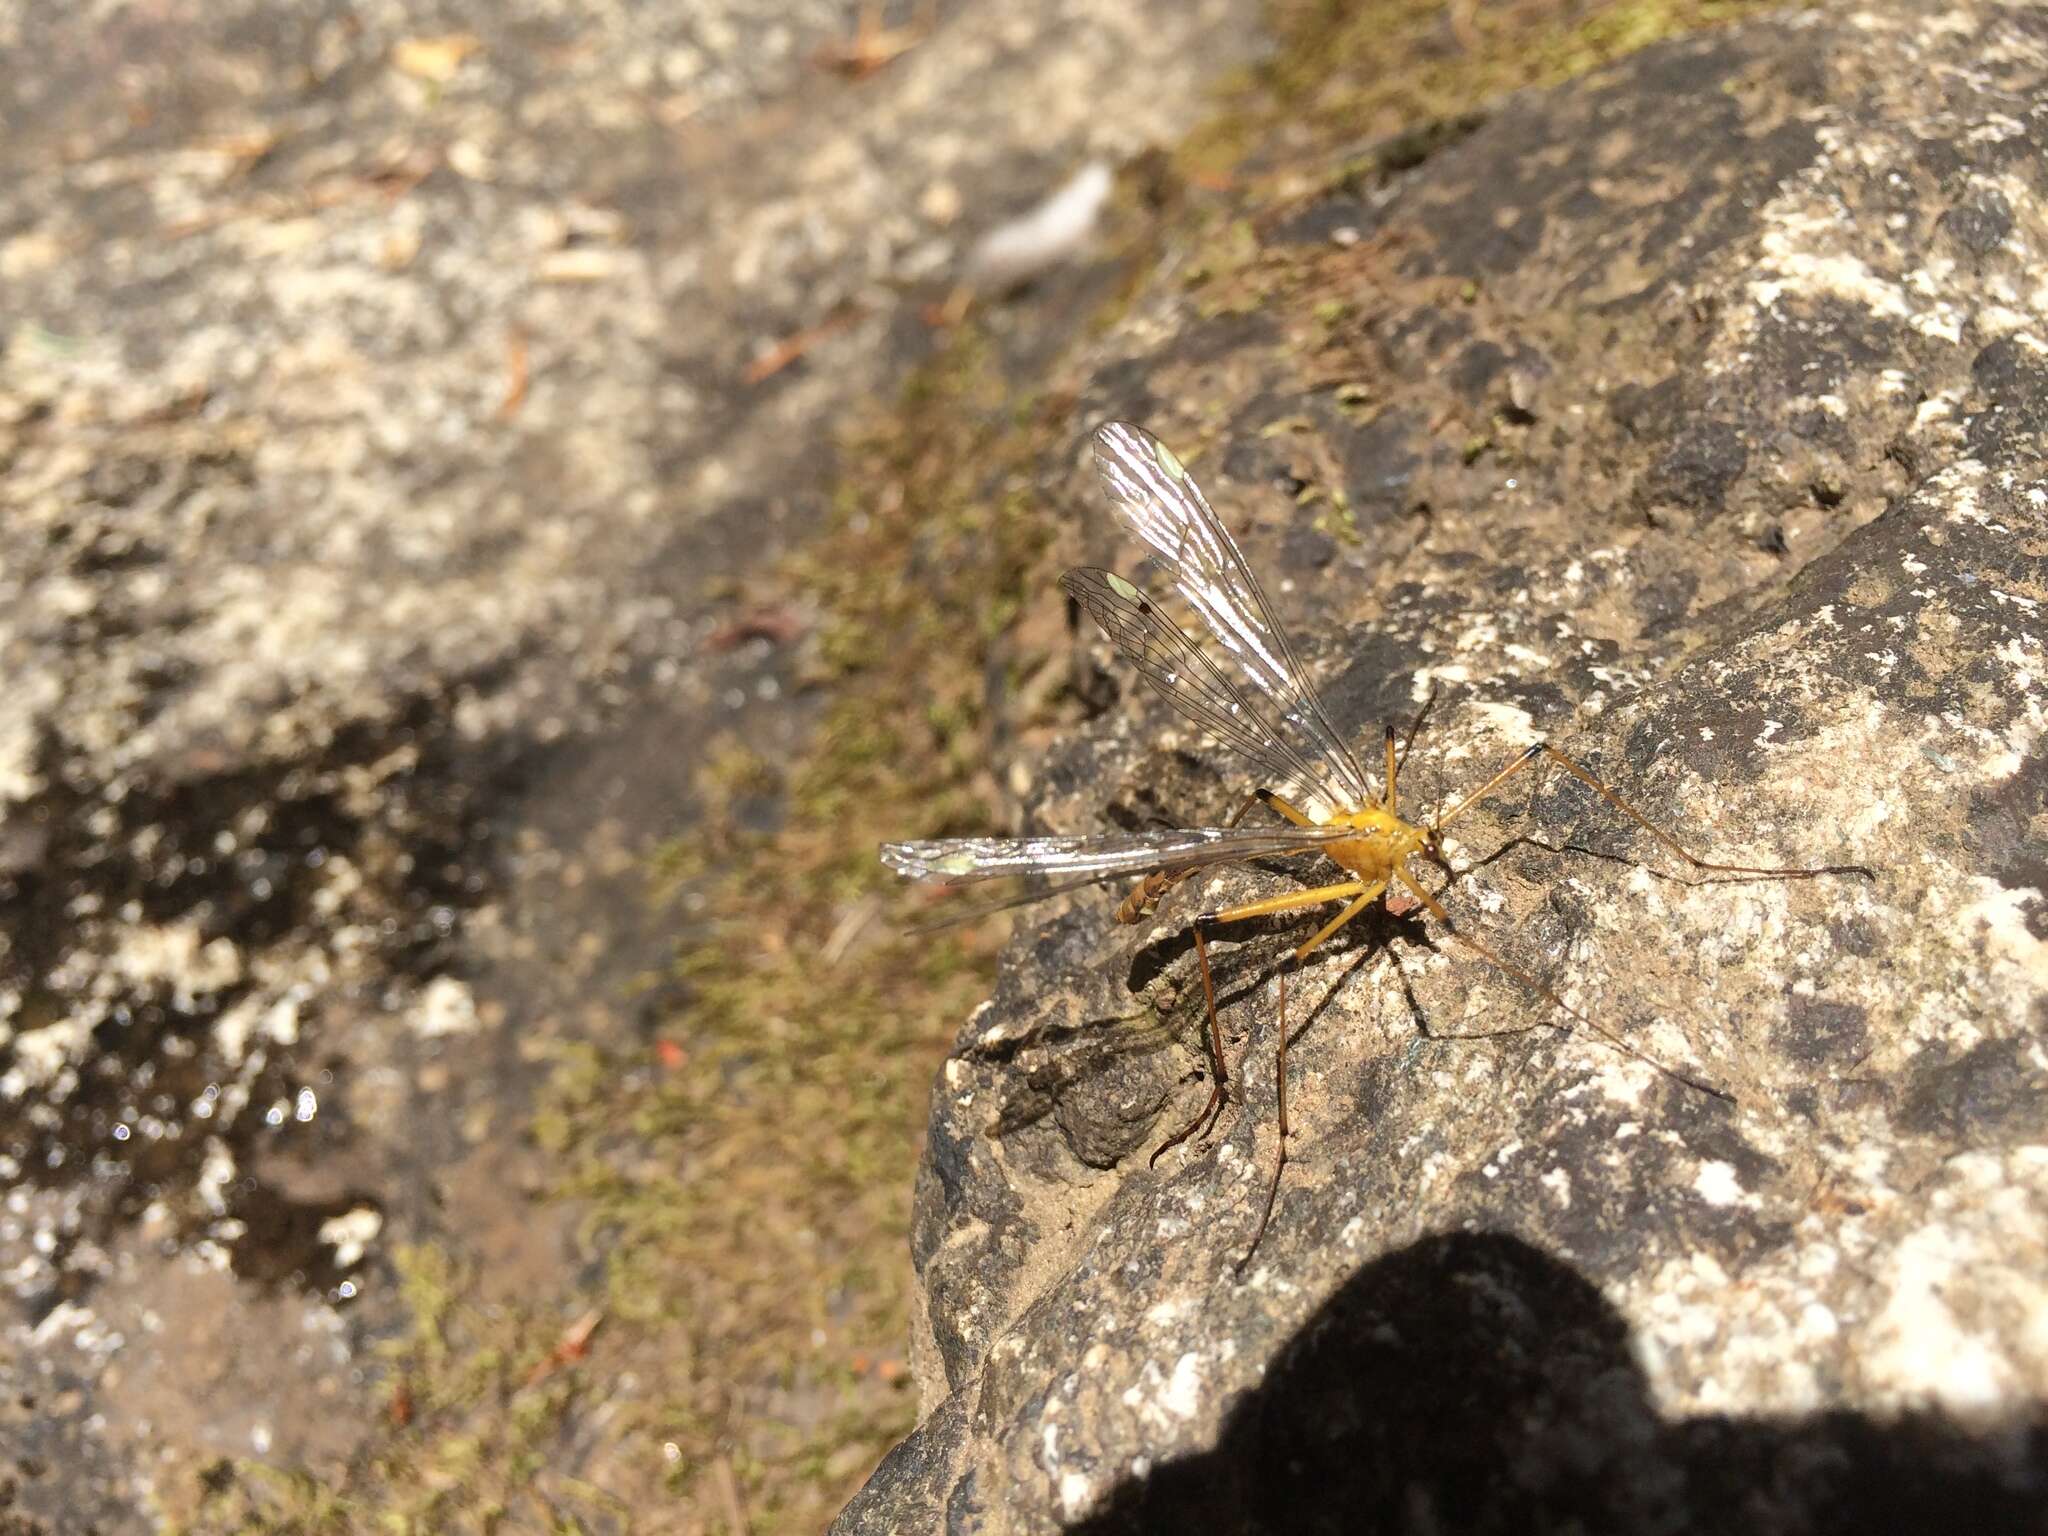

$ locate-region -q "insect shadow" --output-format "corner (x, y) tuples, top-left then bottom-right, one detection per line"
(977, 1015), (1187, 1148)
(1128, 877), (1567, 1108)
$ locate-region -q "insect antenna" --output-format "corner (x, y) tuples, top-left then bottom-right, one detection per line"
(1392, 684), (1437, 798)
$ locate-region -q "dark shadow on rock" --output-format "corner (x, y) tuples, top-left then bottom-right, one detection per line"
(1069, 1233), (2046, 1536)
(1125, 896), (1411, 1000)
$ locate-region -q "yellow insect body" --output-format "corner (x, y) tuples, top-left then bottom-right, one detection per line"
(1321, 805), (1425, 889)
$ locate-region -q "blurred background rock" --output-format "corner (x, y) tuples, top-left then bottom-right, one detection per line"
(0, 2), (1263, 1527)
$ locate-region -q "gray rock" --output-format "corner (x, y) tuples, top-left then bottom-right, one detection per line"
(844, 3), (2048, 1530)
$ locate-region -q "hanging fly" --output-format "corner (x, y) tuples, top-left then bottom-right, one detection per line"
(883, 421), (1868, 1269)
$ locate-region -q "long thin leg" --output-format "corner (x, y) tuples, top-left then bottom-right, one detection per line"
(1242, 962), (1290, 1273)
(1384, 723), (1399, 811)
(1395, 868), (1732, 1102)
(1147, 877), (1372, 1166)
(1254, 788), (1317, 828)
(1295, 884), (1387, 958)
(1199, 877), (1374, 925)
(1434, 743), (1874, 881)
(1149, 925), (1229, 1165)
(1237, 881), (1386, 1271)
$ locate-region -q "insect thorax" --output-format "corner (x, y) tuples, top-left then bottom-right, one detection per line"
(1324, 805), (1425, 883)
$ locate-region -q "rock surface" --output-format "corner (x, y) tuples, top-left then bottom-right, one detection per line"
(841, 3), (2048, 1529)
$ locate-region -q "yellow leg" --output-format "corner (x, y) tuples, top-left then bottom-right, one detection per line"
(1153, 849), (1412, 1267)
(1150, 875), (1372, 1168)
(1433, 743), (1874, 882)
(1254, 788), (1317, 827)
(1137, 792), (1362, 1178)
(1296, 884), (1385, 959)
(1237, 879), (1387, 1272)
(1201, 877), (1374, 926)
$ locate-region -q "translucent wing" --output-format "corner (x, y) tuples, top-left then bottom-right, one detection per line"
(1089, 421), (1374, 817)
(1060, 567), (1328, 797)
(882, 823), (1354, 887)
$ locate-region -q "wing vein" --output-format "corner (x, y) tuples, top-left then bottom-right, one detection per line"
(1089, 422), (1374, 815)
(881, 824), (1357, 886)
(1060, 568), (1335, 795)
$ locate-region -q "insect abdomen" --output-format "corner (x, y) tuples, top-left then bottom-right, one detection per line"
(1116, 872), (1175, 924)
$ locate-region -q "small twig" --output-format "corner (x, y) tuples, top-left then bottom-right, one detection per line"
(742, 304), (860, 385)
(496, 326), (530, 419)
(813, 0), (936, 79)
(521, 1308), (603, 1388)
